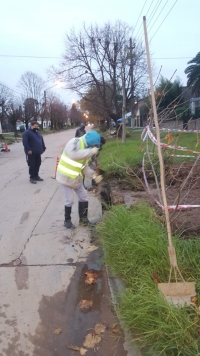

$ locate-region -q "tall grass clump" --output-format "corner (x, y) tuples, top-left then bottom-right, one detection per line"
(97, 202), (200, 355)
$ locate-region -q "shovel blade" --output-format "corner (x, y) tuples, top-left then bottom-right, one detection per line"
(158, 282), (196, 306)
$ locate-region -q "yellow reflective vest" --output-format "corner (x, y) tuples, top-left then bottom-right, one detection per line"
(57, 137), (89, 179)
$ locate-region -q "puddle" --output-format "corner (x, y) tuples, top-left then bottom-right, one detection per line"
(76, 264), (102, 314)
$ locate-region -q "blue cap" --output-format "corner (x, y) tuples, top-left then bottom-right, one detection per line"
(85, 131), (101, 148)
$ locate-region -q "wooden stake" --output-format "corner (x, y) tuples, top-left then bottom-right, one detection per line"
(143, 16), (177, 267)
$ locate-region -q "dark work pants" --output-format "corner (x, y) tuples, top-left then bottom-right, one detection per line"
(27, 153), (41, 179)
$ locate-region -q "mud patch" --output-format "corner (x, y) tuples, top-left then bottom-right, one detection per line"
(2, 329), (29, 356)
(20, 212), (29, 224)
(15, 266), (29, 290)
(0, 313), (6, 318)
(34, 189), (41, 194)
(29, 259), (103, 356)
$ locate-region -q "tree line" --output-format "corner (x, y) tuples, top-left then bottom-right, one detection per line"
(0, 71), (70, 135)
(1, 19), (200, 134)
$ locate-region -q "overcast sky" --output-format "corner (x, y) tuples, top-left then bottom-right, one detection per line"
(0, 0), (199, 106)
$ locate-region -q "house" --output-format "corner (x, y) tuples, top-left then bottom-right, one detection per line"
(130, 87), (200, 128)
(37, 118), (51, 129)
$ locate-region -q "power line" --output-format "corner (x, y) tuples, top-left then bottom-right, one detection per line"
(148, 0), (169, 33)
(134, 0), (149, 31)
(148, 0), (163, 26)
(0, 83), (22, 96)
(137, 0), (166, 43)
(136, 0), (155, 40)
(150, 0), (178, 41)
(0, 79), (56, 99)
(0, 54), (60, 59)
(153, 57), (192, 59)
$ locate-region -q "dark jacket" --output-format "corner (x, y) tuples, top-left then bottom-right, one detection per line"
(22, 129), (46, 155)
(75, 127), (86, 137)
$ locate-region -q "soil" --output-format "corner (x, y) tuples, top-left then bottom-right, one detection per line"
(165, 161), (200, 237)
(103, 161), (200, 238)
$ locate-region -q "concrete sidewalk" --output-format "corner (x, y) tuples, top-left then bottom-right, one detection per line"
(0, 130), (130, 355)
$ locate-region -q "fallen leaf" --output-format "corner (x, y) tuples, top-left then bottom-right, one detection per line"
(87, 245), (98, 252)
(191, 296), (198, 303)
(75, 238), (85, 244)
(85, 270), (100, 284)
(85, 277), (96, 285)
(83, 333), (101, 349)
(79, 299), (93, 311)
(80, 347), (87, 355)
(66, 343), (80, 351)
(151, 272), (161, 284)
(54, 328), (62, 335)
(94, 322), (106, 335)
(110, 327), (121, 334)
(85, 270), (100, 279)
(165, 133), (174, 144)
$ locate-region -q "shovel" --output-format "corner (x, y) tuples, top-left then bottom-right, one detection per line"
(157, 245), (196, 306)
(143, 16), (196, 306)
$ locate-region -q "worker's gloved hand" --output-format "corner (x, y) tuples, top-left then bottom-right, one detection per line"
(91, 147), (99, 156)
(92, 173), (103, 184)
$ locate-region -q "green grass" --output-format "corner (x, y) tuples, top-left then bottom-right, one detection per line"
(1, 133), (22, 144)
(160, 131), (200, 158)
(98, 129), (200, 179)
(97, 203), (200, 356)
(99, 130), (144, 178)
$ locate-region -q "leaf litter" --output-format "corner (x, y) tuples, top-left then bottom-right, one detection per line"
(54, 328), (62, 335)
(79, 299), (93, 311)
(67, 322), (107, 352)
(94, 322), (106, 334)
(66, 344), (87, 355)
(109, 323), (121, 335)
(87, 245), (99, 251)
(83, 333), (102, 349)
(85, 270), (100, 284)
(66, 344), (80, 351)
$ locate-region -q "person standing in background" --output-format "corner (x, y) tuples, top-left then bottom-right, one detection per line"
(22, 121), (46, 184)
(75, 123), (86, 137)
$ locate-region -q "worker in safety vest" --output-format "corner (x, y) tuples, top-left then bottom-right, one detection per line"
(56, 131), (103, 228)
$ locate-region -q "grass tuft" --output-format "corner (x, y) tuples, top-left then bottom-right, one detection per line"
(97, 202), (200, 355)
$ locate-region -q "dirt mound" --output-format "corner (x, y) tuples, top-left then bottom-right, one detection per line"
(105, 161), (200, 238)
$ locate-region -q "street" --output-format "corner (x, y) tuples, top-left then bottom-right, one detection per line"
(0, 129), (129, 356)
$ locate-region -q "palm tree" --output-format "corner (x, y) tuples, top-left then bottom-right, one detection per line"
(185, 52), (200, 95)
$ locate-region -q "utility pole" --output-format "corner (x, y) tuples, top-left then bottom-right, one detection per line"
(129, 38), (135, 128)
(42, 90), (47, 131)
(44, 90), (47, 112)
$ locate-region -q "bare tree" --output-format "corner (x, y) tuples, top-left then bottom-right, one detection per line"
(0, 83), (13, 132)
(18, 71), (44, 103)
(6, 100), (22, 137)
(51, 21), (148, 123)
(17, 72), (45, 128)
(47, 93), (69, 130)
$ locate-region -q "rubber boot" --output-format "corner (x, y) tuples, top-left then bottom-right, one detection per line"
(78, 201), (95, 227)
(64, 206), (75, 229)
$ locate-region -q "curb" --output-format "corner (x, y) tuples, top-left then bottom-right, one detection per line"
(106, 266), (157, 356)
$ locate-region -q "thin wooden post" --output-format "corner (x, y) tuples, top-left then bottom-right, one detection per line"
(143, 16), (177, 267)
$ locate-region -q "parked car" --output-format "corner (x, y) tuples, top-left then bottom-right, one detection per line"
(17, 124), (26, 132)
